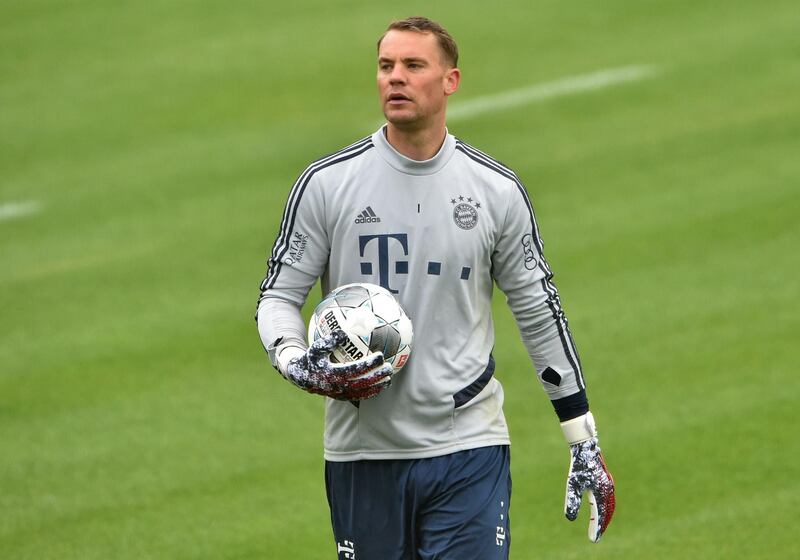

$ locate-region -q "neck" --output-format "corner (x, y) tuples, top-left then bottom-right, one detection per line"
(385, 120), (447, 161)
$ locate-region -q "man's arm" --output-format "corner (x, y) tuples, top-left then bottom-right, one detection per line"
(255, 168), (329, 374)
(257, 295), (308, 371)
(491, 174), (587, 419)
(491, 174), (615, 542)
(255, 170), (392, 400)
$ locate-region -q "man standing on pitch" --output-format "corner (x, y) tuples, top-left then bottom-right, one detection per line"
(257, 16), (615, 558)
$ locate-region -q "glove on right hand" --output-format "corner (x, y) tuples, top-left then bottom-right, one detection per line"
(284, 330), (393, 401)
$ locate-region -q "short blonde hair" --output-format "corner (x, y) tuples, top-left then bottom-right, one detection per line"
(377, 16), (459, 68)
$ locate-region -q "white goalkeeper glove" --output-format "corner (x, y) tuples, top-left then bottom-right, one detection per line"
(561, 412), (616, 542)
(277, 330), (393, 401)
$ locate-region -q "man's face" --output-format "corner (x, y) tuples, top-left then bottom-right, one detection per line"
(377, 30), (460, 130)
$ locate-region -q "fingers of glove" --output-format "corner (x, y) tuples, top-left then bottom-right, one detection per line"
(564, 479), (583, 521)
(307, 330), (349, 360)
(333, 382), (389, 401)
(564, 456), (583, 521)
(587, 490), (600, 542)
(587, 484), (616, 542)
(351, 362), (393, 388)
(349, 382), (390, 400)
(304, 384), (332, 397)
(591, 456), (616, 541)
(328, 352), (387, 379)
(337, 364), (394, 400)
(326, 362), (392, 398)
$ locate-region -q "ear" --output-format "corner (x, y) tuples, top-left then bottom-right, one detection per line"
(444, 67), (461, 96)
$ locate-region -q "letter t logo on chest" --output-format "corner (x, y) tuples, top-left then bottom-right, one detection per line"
(358, 233), (409, 294)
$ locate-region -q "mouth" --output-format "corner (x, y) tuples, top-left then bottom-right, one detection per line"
(387, 92), (411, 104)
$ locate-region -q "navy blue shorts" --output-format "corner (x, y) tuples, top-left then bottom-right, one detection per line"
(325, 445), (511, 559)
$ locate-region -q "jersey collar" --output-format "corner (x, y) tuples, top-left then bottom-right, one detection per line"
(372, 125), (456, 176)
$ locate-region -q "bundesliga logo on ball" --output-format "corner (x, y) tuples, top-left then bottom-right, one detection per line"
(308, 283), (413, 374)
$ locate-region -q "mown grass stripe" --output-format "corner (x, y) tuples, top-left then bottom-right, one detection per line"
(448, 65), (659, 121)
(0, 200), (42, 223)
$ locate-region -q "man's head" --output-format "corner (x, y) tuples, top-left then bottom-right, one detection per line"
(376, 17), (461, 132)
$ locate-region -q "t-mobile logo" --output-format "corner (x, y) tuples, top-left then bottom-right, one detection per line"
(358, 233), (408, 294)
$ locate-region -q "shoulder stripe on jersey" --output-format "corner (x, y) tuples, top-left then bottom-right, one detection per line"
(455, 140), (551, 275)
(259, 137), (374, 297)
(454, 140), (584, 389)
(269, 136), (371, 275)
(455, 141), (547, 255)
(262, 137), (373, 292)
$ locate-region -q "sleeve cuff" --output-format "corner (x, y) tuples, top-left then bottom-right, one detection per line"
(551, 389), (589, 422)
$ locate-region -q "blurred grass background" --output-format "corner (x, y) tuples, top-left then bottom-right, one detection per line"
(2, 0), (799, 558)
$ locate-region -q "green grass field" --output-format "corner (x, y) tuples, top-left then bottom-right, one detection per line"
(2, 1), (799, 558)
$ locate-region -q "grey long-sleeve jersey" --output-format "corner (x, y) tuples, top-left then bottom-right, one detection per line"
(257, 126), (588, 461)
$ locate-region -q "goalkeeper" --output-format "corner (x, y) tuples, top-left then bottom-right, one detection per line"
(256, 15), (615, 558)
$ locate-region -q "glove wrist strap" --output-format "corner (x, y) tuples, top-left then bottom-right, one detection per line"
(276, 344), (307, 375)
(560, 411), (597, 445)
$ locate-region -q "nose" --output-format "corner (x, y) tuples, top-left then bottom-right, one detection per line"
(388, 65), (406, 84)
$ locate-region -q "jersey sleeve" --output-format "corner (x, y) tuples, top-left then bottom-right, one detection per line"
(255, 170), (331, 366)
(491, 178), (589, 421)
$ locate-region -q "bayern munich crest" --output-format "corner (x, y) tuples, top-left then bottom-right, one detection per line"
(450, 195), (480, 230)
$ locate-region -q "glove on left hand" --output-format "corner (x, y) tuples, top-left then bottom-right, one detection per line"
(564, 438), (616, 542)
(284, 330), (393, 401)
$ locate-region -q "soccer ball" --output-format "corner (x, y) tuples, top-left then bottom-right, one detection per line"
(308, 283), (413, 374)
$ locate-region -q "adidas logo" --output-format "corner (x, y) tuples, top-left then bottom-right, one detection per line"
(354, 206), (381, 224)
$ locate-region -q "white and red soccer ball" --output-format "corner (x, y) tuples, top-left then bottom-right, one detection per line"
(308, 283), (413, 374)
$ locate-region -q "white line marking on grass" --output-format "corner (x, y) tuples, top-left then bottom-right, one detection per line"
(0, 200), (43, 223)
(447, 64), (659, 121)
